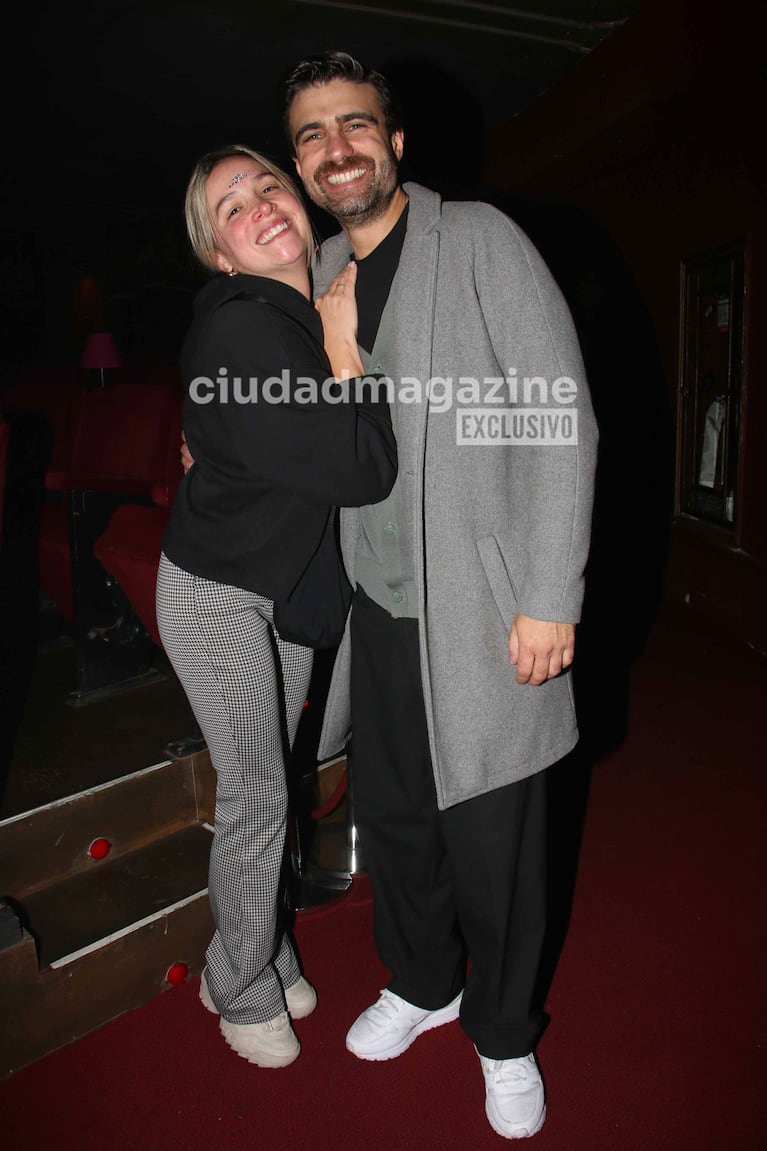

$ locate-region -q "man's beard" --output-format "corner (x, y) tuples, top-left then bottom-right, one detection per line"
(308, 150), (399, 226)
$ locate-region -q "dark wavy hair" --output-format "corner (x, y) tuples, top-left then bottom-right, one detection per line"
(282, 50), (402, 154)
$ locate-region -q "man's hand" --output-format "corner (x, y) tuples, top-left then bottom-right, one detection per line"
(180, 431), (194, 474)
(509, 614), (575, 685)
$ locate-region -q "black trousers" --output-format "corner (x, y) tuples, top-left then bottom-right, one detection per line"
(350, 586), (549, 1058)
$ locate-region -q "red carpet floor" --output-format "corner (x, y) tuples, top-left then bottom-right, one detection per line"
(1, 606), (765, 1151)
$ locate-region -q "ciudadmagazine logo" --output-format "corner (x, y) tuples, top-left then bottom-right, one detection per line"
(189, 368), (579, 445)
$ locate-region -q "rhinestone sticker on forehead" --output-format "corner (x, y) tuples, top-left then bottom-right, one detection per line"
(228, 170), (254, 189)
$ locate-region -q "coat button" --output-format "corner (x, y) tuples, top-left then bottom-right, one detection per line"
(392, 590), (404, 603)
(383, 521), (396, 535)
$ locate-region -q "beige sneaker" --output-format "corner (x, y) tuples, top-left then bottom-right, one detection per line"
(284, 976), (317, 1020)
(199, 969), (316, 1020)
(219, 1011), (300, 1067)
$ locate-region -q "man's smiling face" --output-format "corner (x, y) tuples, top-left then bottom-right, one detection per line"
(289, 78), (404, 226)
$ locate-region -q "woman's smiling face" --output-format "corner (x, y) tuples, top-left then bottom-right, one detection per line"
(207, 157), (312, 289)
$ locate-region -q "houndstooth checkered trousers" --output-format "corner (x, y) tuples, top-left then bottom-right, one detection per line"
(156, 552), (313, 1025)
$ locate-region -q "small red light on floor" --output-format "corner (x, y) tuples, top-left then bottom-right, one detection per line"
(303, 700), (310, 708)
(166, 962), (189, 986)
(87, 837), (111, 859)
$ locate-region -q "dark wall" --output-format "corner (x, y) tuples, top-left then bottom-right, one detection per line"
(484, 0), (767, 658)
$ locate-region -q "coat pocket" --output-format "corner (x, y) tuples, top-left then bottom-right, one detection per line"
(476, 534), (519, 632)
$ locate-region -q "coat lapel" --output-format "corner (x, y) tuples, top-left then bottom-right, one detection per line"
(372, 184), (441, 460)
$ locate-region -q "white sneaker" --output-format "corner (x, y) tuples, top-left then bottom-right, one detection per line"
(478, 1050), (546, 1139)
(346, 988), (462, 1061)
(199, 969), (316, 1020)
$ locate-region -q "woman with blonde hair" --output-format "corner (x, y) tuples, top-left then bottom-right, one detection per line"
(156, 145), (396, 1069)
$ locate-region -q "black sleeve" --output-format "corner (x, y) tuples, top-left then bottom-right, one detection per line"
(195, 300), (397, 507)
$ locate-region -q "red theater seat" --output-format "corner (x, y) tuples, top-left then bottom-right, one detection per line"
(94, 500), (174, 648)
(37, 381), (183, 700)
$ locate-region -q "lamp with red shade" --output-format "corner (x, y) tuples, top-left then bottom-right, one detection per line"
(80, 331), (123, 388)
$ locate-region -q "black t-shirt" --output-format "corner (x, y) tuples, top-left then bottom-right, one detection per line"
(355, 203), (409, 354)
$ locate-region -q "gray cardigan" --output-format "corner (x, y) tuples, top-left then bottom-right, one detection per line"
(315, 182), (598, 809)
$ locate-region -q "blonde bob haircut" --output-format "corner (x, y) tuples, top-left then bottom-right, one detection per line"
(184, 144), (317, 273)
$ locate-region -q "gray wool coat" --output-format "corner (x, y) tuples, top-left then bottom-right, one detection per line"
(314, 182), (598, 810)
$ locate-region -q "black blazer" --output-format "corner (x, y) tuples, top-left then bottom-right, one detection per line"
(163, 273), (396, 599)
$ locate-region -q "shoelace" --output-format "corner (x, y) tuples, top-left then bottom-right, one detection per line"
(371, 991), (402, 1019)
(263, 1012), (288, 1031)
(485, 1057), (532, 1085)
